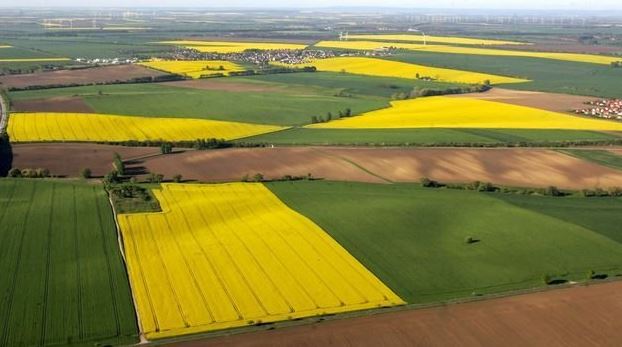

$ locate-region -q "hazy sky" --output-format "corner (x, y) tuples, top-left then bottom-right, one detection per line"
(0, 0), (620, 10)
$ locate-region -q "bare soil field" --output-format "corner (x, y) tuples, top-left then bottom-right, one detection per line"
(11, 143), (160, 177)
(162, 79), (282, 92)
(166, 281), (622, 347)
(11, 96), (94, 113)
(141, 147), (622, 189)
(0, 64), (166, 89)
(449, 88), (597, 112)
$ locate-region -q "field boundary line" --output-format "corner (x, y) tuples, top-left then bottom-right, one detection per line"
(0, 88), (8, 134)
(313, 148), (394, 183)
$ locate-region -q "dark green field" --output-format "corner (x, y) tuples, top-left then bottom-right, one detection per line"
(240, 127), (620, 145)
(268, 181), (622, 303)
(9, 81), (390, 126)
(0, 179), (138, 346)
(389, 52), (622, 98)
(557, 149), (622, 170)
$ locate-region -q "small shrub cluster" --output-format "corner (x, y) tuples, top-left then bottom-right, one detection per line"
(420, 178), (581, 197)
(391, 83), (492, 100)
(311, 108), (352, 124)
(8, 167), (50, 178)
(581, 187), (622, 197)
(242, 173), (315, 183)
(611, 61), (622, 68)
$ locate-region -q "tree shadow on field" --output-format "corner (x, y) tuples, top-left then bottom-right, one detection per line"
(123, 159), (148, 176)
(0, 133), (13, 176)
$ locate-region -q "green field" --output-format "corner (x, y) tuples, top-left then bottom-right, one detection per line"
(557, 149), (622, 170)
(389, 52), (622, 98)
(9, 82), (390, 126)
(268, 181), (622, 303)
(240, 127), (620, 145)
(0, 179), (138, 346)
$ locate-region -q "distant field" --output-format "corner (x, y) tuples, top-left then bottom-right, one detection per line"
(239, 127), (620, 145)
(390, 52), (622, 98)
(316, 40), (622, 65)
(558, 149), (622, 170)
(139, 60), (245, 78)
(308, 96), (622, 131)
(0, 179), (138, 346)
(9, 82), (390, 126)
(280, 57), (527, 84)
(118, 183), (403, 339)
(268, 181), (622, 303)
(158, 40), (307, 53)
(7, 112), (285, 142)
(347, 34), (528, 45)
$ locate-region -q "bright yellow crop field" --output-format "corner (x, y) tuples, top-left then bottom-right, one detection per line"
(279, 57), (527, 84)
(0, 45), (12, 48)
(347, 34), (527, 45)
(158, 40), (307, 53)
(118, 183), (404, 339)
(7, 112), (285, 142)
(307, 96), (622, 130)
(139, 60), (245, 78)
(315, 41), (621, 65)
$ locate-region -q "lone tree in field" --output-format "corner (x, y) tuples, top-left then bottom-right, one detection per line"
(160, 142), (173, 154)
(81, 168), (92, 179)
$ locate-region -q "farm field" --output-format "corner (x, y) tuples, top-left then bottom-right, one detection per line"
(138, 147), (622, 189)
(557, 149), (622, 171)
(281, 57), (528, 84)
(240, 127), (620, 146)
(267, 181), (622, 303)
(139, 60), (245, 78)
(316, 40), (622, 65)
(347, 34), (528, 45)
(390, 52), (622, 98)
(0, 64), (168, 89)
(158, 40), (308, 53)
(7, 112), (286, 142)
(0, 179), (138, 346)
(308, 96), (622, 131)
(118, 183), (403, 339)
(170, 281), (622, 347)
(8, 82), (389, 126)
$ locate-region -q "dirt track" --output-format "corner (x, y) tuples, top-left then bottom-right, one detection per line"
(164, 281), (622, 347)
(11, 143), (160, 177)
(0, 64), (166, 89)
(142, 146), (622, 189)
(448, 88), (597, 113)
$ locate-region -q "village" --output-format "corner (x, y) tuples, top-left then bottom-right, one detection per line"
(575, 98), (622, 120)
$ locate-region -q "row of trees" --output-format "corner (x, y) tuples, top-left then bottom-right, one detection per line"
(310, 108), (353, 124)
(7, 167), (50, 178)
(391, 83), (492, 101)
(7, 74), (185, 92)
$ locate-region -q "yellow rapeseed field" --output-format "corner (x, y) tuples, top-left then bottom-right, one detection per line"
(347, 34), (527, 46)
(7, 112), (286, 142)
(315, 41), (621, 65)
(0, 45), (12, 48)
(118, 183), (404, 339)
(279, 57), (527, 84)
(139, 60), (245, 78)
(158, 40), (307, 53)
(307, 96), (622, 131)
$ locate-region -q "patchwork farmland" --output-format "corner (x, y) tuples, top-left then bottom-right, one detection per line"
(2, 6), (622, 347)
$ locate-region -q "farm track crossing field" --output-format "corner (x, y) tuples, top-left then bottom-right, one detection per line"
(308, 96), (622, 131)
(347, 34), (528, 45)
(118, 183), (404, 339)
(316, 40), (622, 65)
(279, 57), (528, 85)
(139, 60), (245, 79)
(267, 181), (622, 303)
(7, 112), (286, 142)
(0, 179), (138, 346)
(158, 40), (307, 53)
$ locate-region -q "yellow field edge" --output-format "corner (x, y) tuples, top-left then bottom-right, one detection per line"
(138, 60), (245, 79)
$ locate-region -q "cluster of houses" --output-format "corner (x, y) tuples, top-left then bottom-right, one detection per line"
(75, 57), (139, 65)
(575, 99), (622, 121)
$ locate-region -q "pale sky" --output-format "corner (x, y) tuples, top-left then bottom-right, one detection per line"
(0, 0), (620, 11)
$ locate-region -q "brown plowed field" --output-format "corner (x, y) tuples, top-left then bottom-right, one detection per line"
(11, 143), (160, 177)
(142, 147), (622, 189)
(0, 64), (166, 89)
(12, 97), (94, 113)
(448, 88), (597, 112)
(165, 281), (622, 347)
